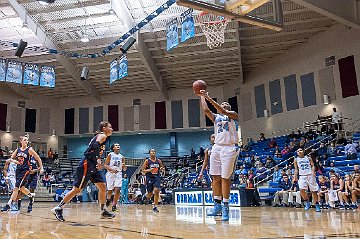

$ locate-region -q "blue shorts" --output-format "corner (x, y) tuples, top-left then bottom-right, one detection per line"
(73, 159), (104, 189)
(15, 170), (31, 188)
(27, 174), (38, 190)
(146, 176), (161, 193)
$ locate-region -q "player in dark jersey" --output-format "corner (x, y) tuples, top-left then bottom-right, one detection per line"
(2, 135), (43, 212)
(52, 121), (115, 221)
(142, 149), (165, 213)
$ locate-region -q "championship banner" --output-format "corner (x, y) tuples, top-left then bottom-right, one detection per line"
(23, 63), (39, 86)
(40, 66), (55, 88)
(0, 59), (6, 82)
(118, 55), (128, 80)
(109, 59), (118, 84)
(6, 61), (22, 84)
(180, 9), (195, 43)
(166, 19), (179, 51)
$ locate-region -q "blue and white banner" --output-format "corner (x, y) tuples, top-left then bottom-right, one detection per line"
(40, 66), (55, 88)
(166, 19), (179, 51)
(0, 59), (6, 82)
(118, 55), (128, 80)
(175, 189), (241, 207)
(23, 63), (39, 86)
(110, 59), (118, 84)
(6, 61), (22, 84)
(180, 9), (195, 43)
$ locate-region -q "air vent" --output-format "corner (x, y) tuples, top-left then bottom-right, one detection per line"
(133, 99), (141, 106)
(325, 56), (335, 68)
(18, 101), (25, 108)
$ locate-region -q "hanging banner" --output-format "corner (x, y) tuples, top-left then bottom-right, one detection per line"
(118, 55), (128, 80)
(0, 59), (6, 82)
(181, 9), (195, 43)
(166, 19), (179, 51)
(6, 61), (22, 84)
(23, 63), (40, 86)
(40, 66), (55, 88)
(110, 59), (118, 84)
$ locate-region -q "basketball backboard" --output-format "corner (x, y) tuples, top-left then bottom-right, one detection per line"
(176, 0), (283, 31)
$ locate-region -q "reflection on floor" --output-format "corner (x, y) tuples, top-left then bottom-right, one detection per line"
(0, 202), (359, 239)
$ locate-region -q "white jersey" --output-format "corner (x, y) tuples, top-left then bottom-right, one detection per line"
(7, 162), (17, 178)
(108, 152), (124, 172)
(214, 114), (239, 145)
(296, 156), (312, 176)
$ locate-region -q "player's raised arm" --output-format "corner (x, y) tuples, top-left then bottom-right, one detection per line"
(200, 95), (215, 123)
(200, 90), (238, 120)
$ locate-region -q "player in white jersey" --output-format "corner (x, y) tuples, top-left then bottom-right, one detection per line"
(3, 159), (17, 192)
(104, 143), (126, 212)
(199, 90), (239, 221)
(294, 148), (321, 212)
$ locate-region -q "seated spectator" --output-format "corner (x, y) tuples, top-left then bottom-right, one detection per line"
(298, 139), (305, 149)
(239, 174), (247, 188)
(296, 130), (303, 139)
(42, 174), (51, 189)
(288, 141), (297, 152)
(265, 156), (275, 170)
(288, 180), (301, 208)
(273, 174), (292, 207)
(281, 146), (290, 156)
(351, 172), (360, 209)
(274, 146), (282, 158)
(354, 165), (359, 173)
(317, 142), (328, 160)
(255, 162), (267, 182)
(318, 175), (330, 208)
(272, 165), (282, 183)
(328, 162), (340, 175)
(259, 133), (266, 142)
(336, 134), (347, 146)
(288, 131), (296, 140)
(344, 140), (358, 160)
(315, 132), (326, 142)
(329, 174), (345, 209)
(327, 142), (339, 157)
(268, 138), (277, 149)
(247, 170), (255, 188)
(304, 138), (312, 150)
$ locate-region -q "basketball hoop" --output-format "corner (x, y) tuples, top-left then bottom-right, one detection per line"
(195, 12), (230, 49)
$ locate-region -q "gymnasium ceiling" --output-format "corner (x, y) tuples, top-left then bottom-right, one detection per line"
(0, 0), (356, 99)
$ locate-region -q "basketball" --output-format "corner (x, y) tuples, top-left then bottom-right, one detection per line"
(193, 80), (207, 94)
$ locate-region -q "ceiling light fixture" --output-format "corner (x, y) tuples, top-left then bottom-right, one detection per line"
(37, 0), (55, 5)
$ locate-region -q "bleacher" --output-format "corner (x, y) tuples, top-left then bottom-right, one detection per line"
(252, 132), (360, 204)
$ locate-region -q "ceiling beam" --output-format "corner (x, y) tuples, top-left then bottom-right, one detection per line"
(112, 0), (167, 99)
(26, 0), (109, 14)
(235, 22), (244, 84)
(7, 0), (100, 100)
(290, 0), (360, 29)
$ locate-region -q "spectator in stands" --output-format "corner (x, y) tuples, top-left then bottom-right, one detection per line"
(243, 154), (252, 168)
(272, 165), (282, 183)
(199, 147), (205, 159)
(332, 108), (342, 131)
(289, 141), (297, 152)
(329, 174), (345, 209)
(273, 174), (292, 207)
(268, 138), (277, 149)
(345, 140), (358, 160)
(315, 132), (326, 142)
(342, 174), (353, 209)
(0, 176), (6, 195)
(274, 146), (282, 158)
(87, 182), (98, 203)
(327, 141), (339, 157)
(336, 134), (347, 146)
(296, 130), (303, 139)
(288, 180), (301, 208)
(43, 174), (51, 189)
(328, 162), (340, 175)
(304, 138), (312, 150)
(317, 142), (328, 161)
(288, 131), (296, 140)
(259, 133), (266, 142)
(351, 172), (360, 209)
(354, 165), (359, 173)
(47, 148), (54, 160)
(298, 139), (305, 150)
(265, 156), (275, 171)
(255, 162), (267, 182)
(317, 175), (330, 209)
(247, 170), (255, 188)
(248, 138), (255, 147)
(239, 174), (247, 188)
(281, 146), (290, 157)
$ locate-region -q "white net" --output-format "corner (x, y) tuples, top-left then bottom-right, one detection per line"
(196, 13), (230, 49)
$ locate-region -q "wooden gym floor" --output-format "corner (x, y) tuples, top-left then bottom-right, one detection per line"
(0, 202), (359, 239)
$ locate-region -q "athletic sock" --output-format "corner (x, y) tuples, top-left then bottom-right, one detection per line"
(57, 200), (66, 208)
(101, 204), (105, 211)
(223, 198), (229, 206)
(214, 196), (222, 204)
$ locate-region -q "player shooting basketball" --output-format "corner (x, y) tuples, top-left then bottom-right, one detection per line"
(198, 89), (239, 221)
